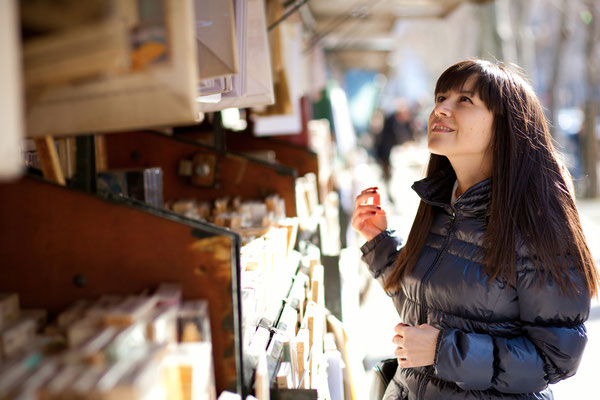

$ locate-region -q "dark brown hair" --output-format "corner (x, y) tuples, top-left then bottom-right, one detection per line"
(384, 59), (599, 297)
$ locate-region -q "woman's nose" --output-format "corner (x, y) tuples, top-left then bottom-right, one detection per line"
(433, 102), (452, 117)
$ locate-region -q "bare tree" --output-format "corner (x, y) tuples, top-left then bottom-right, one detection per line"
(515, 0), (535, 76)
(477, 1), (501, 60)
(581, 0), (599, 198)
(548, 0), (571, 136)
(494, 0), (518, 63)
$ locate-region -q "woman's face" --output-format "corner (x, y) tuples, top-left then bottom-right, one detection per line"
(427, 75), (494, 161)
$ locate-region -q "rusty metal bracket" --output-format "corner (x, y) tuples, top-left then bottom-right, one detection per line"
(178, 152), (217, 187)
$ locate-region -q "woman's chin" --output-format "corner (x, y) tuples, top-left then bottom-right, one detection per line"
(427, 142), (449, 156)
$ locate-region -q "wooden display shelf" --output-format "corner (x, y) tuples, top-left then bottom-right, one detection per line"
(103, 130), (298, 217)
(0, 176), (244, 395)
(174, 127), (319, 179)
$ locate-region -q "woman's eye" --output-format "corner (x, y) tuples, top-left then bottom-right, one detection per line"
(436, 95), (445, 103)
(461, 96), (472, 103)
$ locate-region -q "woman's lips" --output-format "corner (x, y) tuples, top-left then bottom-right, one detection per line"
(432, 123), (454, 132)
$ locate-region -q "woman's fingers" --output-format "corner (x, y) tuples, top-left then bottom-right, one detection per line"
(351, 205), (385, 226)
(394, 322), (409, 334)
(392, 324), (439, 369)
(351, 208), (386, 230)
(392, 334), (403, 346)
(394, 346), (406, 358)
(395, 347), (412, 368)
(354, 194), (375, 207)
(351, 187), (388, 241)
(355, 187), (380, 207)
(351, 213), (376, 231)
(353, 204), (385, 215)
(397, 357), (412, 369)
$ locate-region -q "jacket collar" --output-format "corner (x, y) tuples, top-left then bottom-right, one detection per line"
(411, 165), (491, 218)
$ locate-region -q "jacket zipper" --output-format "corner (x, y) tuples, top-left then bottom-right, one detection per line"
(416, 211), (456, 400)
(418, 211), (455, 324)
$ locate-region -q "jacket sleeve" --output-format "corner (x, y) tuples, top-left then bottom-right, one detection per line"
(360, 230), (404, 292)
(434, 262), (590, 393)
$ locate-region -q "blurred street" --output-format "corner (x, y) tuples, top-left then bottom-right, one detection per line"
(353, 145), (600, 399)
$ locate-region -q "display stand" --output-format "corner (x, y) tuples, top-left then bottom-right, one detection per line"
(0, 176), (243, 394)
(1, 0), (349, 396)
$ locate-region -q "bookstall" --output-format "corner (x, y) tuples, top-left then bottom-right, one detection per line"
(0, 0), (352, 398)
(0, 172), (339, 398)
(0, 176), (243, 395)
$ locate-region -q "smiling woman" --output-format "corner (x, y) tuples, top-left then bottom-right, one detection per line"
(352, 59), (599, 399)
(427, 74), (495, 199)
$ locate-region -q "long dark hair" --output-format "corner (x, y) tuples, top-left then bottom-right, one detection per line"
(384, 59), (599, 297)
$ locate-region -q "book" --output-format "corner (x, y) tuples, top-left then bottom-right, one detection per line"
(97, 167), (164, 208)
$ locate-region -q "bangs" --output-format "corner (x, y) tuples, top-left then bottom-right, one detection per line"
(435, 60), (505, 115)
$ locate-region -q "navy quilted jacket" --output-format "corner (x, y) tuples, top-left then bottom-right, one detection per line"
(361, 167), (590, 400)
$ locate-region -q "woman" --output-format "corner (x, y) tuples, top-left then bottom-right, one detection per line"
(352, 59), (598, 399)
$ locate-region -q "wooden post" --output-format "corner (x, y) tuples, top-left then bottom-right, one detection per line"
(94, 134), (108, 173)
(34, 136), (66, 185)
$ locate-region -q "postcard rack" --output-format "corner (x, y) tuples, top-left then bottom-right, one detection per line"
(0, 176), (245, 394)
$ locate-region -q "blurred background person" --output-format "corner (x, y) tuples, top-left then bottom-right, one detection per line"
(374, 98), (416, 188)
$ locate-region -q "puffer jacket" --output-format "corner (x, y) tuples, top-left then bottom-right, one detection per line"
(361, 167), (590, 400)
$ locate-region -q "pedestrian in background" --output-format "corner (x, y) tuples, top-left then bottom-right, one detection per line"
(375, 98), (416, 185)
(353, 59), (598, 399)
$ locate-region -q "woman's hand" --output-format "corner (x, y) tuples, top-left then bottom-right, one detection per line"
(392, 323), (440, 368)
(351, 187), (387, 241)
